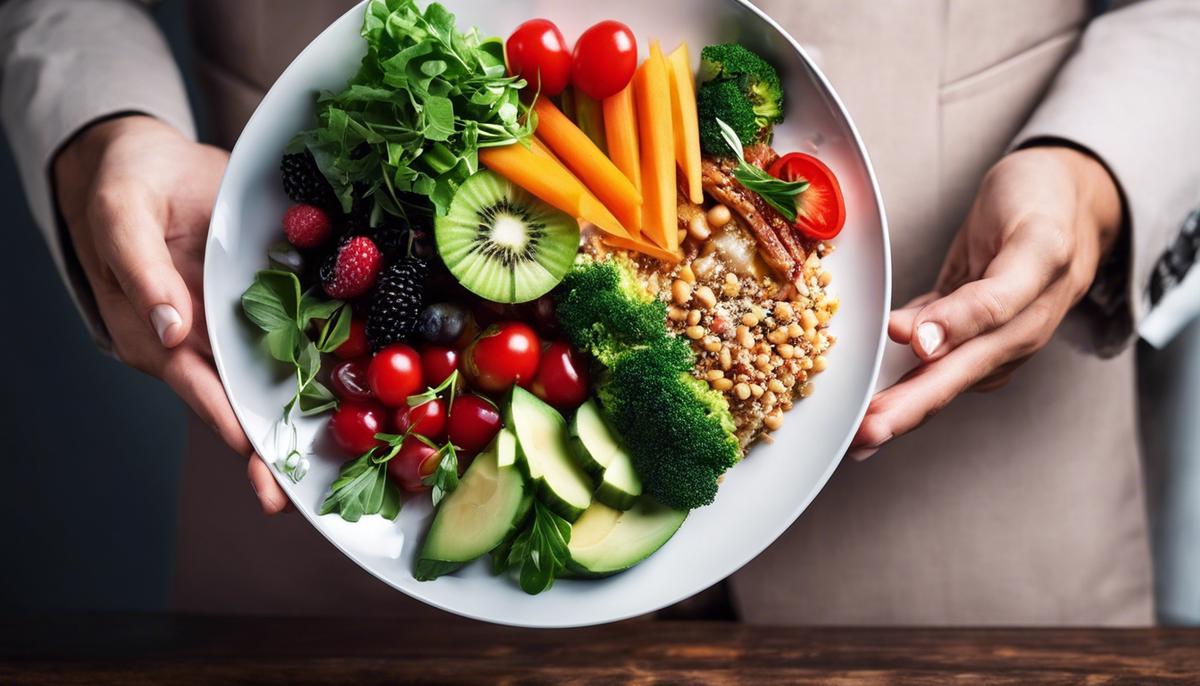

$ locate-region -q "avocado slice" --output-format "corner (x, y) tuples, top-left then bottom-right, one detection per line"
(567, 498), (687, 578)
(570, 400), (642, 510)
(506, 386), (594, 521)
(414, 428), (531, 581)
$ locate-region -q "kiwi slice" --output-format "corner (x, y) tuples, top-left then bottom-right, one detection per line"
(435, 171), (580, 303)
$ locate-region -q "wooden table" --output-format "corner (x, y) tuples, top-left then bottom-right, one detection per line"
(1, 614), (1197, 684)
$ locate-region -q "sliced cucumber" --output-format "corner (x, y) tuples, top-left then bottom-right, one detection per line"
(414, 429), (531, 580)
(569, 400), (641, 510)
(567, 498), (687, 578)
(507, 386), (594, 521)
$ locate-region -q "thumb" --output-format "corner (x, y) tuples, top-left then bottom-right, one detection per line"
(95, 194), (194, 347)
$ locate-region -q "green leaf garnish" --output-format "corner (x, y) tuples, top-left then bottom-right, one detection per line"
(503, 501), (571, 595)
(319, 453), (402, 522)
(423, 443), (459, 507)
(715, 118), (809, 223)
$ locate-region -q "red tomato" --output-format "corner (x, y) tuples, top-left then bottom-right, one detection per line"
(367, 345), (424, 407)
(329, 402), (386, 455)
(506, 19), (572, 96)
(386, 437), (440, 493)
(329, 359), (373, 403)
(421, 346), (459, 387)
(394, 398), (447, 441)
(570, 20), (637, 100)
(333, 318), (369, 359)
(529, 341), (590, 409)
(768, 153), (846, 241)
(446, 394), (502, 454)
(464, 322), (542, 393)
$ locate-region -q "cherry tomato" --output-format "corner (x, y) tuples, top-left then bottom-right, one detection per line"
(570, 20), (637, 100)
(447, 394), (502, 454)
(421, 346), (459, 387)
(464, 322), (542, 393)
(768, 153), (846, 241)
(386, 436), (440, 493)
(333, 318), (369, 359)
(368, 344), (424, 407)
(329, 402), (386, 455)
(329, 359), (373, 403)
(506, 19), (572, 96)
(394, 398), (447, 441)
(529, 341), (590, 409)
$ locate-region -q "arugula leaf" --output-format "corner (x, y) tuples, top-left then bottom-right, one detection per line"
(315, 303), (353, 353)
(504, 501), (571, 595)
(319, 453), (403, 522)
(423, 443), (459, 507)
(715, 118), (809, 223)
(298, 0), (535, 218)
(242, 270), (302, 332)
(297, 380), (338, 416)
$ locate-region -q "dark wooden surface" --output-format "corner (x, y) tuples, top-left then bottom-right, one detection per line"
(1, 614), (1198, 684)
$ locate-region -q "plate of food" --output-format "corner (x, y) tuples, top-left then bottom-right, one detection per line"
(206, 0), (890, 627)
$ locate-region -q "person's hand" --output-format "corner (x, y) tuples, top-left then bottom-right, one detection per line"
(54, 115), (289, 513)
(850, 145), (1123, 460)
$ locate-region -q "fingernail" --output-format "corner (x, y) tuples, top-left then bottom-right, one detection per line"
(916, 322), (944, 356)
(150, 304), (182, 345)
(848, 446), (880, 462)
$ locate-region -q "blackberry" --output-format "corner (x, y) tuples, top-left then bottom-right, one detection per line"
(366, 257), (429, 349)
(281, 150), (336, 208)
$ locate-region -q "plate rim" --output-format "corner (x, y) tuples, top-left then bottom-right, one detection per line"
(205, 0), (892, 628)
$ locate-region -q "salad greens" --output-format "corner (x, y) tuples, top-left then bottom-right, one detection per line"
(296, 0), (535, 221)
(494, 500), (572, 595)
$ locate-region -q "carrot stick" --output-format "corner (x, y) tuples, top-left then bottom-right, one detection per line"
(633, 41), (678, 252)
(600, 235), (682, 264)
(667, 43), (703, 205)
(532, 98), (642, 233)
(479, 142), (632, 240)
(602, 83), (642, 196)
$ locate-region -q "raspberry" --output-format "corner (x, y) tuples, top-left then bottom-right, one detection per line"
(283, 204), (332, 249)
(321, 236), (382, 300)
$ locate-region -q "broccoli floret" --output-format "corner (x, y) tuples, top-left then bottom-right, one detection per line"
(598, 346), (741, 510)
(695, 44), (784, 156)
(555, 257), (743, 510)
(555, 258), (670, 365)
(697, 80), (760, 156)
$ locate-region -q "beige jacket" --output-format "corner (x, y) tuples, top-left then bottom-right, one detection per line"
(3, 0), (1199, 625)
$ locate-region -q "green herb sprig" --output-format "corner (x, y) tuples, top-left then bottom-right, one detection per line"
(241, 269), (350, 481)
(492, 501), (572, 595)
(715, 118), (809, 222)
(298, 0), (535, 221)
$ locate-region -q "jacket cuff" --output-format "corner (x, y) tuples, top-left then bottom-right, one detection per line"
(0, 0), (196, 348)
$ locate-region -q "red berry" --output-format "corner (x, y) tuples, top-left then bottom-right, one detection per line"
(446, 394), (502, 454)
(421, 346), (459, 387)
(283, 204), (332, 248)
(329, 359), (372, 403)
(334, 318), (370, 359)
(529, 341), (590, 409)
(463, 322), (541, 394)
(387, 436), (440, 492)
(323, 236), (382, 300)
(368, 344), (424, 407)
(394, 398), (446, 440)
(329, 402), (386, 455)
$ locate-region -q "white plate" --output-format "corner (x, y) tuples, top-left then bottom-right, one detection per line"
(206, 0), (890, 627)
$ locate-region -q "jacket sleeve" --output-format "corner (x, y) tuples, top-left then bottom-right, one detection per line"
(0, 0), (195, 345)
(1013, 0), (1200, 350)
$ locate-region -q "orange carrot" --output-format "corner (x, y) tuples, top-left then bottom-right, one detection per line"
(532, 98), (642, 233)
(602, 83), (642, 196)
(633, 42), (678, 252)
(479, 142), (631, 240)
(600, 235), (682, 264)
(667, 43), (703, 205)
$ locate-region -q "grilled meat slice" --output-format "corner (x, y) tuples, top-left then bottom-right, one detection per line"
(701, 157), (799, 280)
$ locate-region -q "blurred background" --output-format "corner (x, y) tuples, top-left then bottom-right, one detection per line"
(1, 0), (1197, 624)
